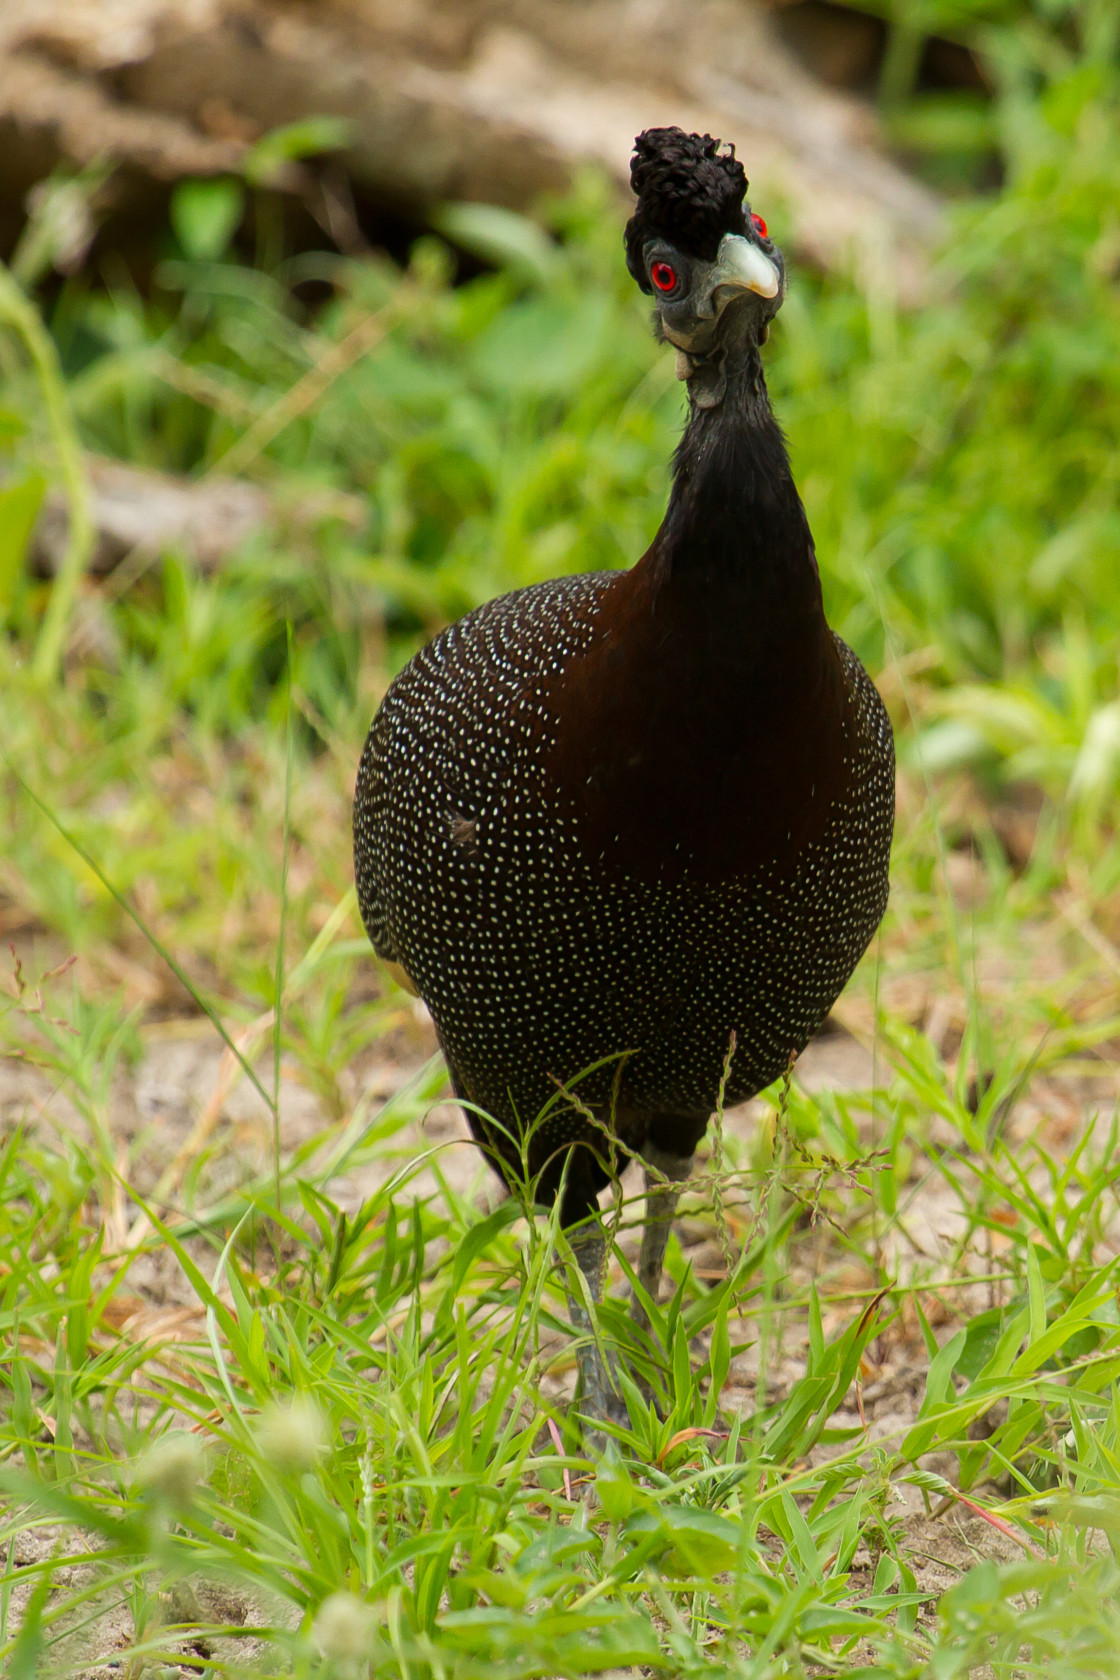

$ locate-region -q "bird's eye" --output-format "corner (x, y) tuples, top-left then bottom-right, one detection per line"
(750, 212), (769, 240)
(650, 260), (678, 292)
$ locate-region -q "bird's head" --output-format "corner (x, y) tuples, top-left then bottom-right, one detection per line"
(624, 127), (784, 406)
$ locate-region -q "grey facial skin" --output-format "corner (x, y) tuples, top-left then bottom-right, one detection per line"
(646, 231), (786, 409)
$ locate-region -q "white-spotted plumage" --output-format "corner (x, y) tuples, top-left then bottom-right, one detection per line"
(354, 571), (893, 1193)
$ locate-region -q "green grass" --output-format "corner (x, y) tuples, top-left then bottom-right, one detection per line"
(2, 945), (1120, 1676)
(0, 1), (1119, 1671)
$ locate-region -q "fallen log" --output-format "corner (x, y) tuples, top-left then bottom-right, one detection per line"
(1, 0), (941, 292)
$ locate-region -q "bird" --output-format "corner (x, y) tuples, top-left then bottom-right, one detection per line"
(354, 127), (895, 1434)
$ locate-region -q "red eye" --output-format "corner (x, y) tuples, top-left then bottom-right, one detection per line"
(751, 212), (769, 240)
(650, 260), (677, 292)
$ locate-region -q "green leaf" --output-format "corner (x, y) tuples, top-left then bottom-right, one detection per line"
(597, 1459), (639, 1524)
(955, 1307), (1004, 1381)
(8, 1571), (49, 1680)
(1026, 1240), (1047, 1347)
(0, 471), (45, 615)
(706, 1298), (730, 1415)
(448, 1199), (521, 1301)
(244, 118), (352, 187)
(0, 406), (27, 448)
(625, 1504), (744, 1578)
(170, 177), (245, 261)
(434, 202), (560, 284)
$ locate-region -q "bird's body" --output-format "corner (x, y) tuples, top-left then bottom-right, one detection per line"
(354, 127), (894, 1430)
(355, 441), (892, 1217)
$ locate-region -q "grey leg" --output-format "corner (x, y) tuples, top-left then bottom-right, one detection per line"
(631, 1145), (693, 1332)
(564, 1224), (621, 1447)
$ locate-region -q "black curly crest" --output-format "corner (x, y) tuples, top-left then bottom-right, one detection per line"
(624, 127), (749, 290)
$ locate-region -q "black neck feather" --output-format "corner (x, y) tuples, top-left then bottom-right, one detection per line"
(657, 345), (822, 615)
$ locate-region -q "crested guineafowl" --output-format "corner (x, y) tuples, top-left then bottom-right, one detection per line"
(354, 127), (894, 1433)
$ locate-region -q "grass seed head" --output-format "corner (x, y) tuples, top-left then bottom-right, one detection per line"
(313, 1591), (377, 1661)
(255, 1395), (328, 1474)
(137, 1431), (204, 1510)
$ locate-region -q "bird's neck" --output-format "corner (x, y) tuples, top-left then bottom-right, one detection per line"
(653, 343), (823, 623)
(551, 339), (847, 883)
